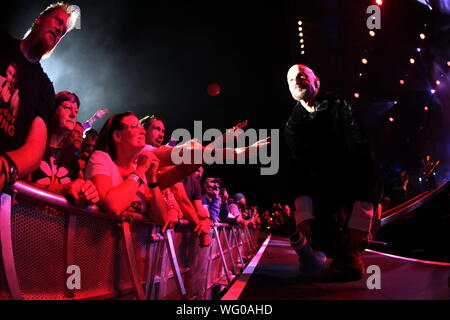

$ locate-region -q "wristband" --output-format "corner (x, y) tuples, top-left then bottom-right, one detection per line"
(128, 173), (143, 186)
(147, 182), (159, 188)
(1, 153), (19, 186)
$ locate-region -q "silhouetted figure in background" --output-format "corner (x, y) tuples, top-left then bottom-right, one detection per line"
(422, 154), (439, 191)
(400, 170), (410, 202)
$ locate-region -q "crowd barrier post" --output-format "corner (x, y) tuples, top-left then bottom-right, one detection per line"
(0, 193), (22, 300)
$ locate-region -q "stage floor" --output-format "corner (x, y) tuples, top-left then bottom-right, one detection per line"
(223, 235), (450, 300)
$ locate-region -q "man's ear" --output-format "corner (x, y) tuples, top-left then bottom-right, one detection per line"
(315, 77), (321, 89)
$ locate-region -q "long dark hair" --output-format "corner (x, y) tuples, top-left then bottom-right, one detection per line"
(96, 112), (134, 160)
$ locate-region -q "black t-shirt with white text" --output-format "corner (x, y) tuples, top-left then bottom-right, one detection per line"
(0, 28), (55, 153)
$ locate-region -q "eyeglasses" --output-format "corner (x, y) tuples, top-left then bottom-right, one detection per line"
(122, 122), (144, 130)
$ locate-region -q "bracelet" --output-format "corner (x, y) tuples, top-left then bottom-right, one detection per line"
(131, 171), (144, 182)
(147, 182), (159, 188)
(128, 173), (143, 186)
(1, 152), (18, 186)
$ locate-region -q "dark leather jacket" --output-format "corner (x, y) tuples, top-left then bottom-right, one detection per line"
(284, 92), (376, 206)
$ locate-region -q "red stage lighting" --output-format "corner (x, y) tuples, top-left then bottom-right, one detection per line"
(207, 83), (221, 96)
(376, 0), (383, 5)
(424, 106), (429, 111)
(399, 80), (405, 85)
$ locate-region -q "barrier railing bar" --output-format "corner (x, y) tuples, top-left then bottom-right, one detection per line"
(145, 239), (162, 299)
(231, 227), (244, 268)
(0, 193), (23, 300)
(122, 221), (145, 300)
(219, 226), (237, 275)
(64, 213), (77, 299)
(213, 226), (232, 285)
(165, 229), (187, 299)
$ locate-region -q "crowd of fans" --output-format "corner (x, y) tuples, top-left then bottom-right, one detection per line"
(0, 2), (271, 249)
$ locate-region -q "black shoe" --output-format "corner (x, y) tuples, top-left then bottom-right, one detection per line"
(313, 252), (364, 283)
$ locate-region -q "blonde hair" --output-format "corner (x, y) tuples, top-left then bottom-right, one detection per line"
(23, 2), (81, 59)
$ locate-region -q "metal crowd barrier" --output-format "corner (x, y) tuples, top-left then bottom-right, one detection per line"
(0, 181), (260, 300)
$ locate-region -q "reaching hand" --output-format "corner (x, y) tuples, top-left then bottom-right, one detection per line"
(180, 139), (203, 152)
(251, 136), (271, 149)
(223, 120), (249, 143)
(237, 136), (270, 160)
(231, 120), (249, 130)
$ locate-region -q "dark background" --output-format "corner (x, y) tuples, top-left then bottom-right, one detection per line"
(3, 0), (450, 208)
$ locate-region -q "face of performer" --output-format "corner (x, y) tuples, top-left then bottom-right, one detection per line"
(114, 115), (146, 150)
(5, 64), (18, 89)
(30, 8), (69, 58)
(287, 64), (320, 101)
(426, 155), (431, 162)
(66, 122), (83, 151)
(145, 119), (165, 148)
(56, 100), (78, 132)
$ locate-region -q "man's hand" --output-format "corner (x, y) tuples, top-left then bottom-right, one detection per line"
(226, 120), (249, 141)
(162, 208), (179, 232)
(231, 120), (248, 131)
(347, 228), (369, 251)
(251, 136), (271, 149)
(147, 158), (160, 182)
(236, 215), (249, 229)
(237, 136), (271, 160)
(193, 218), (212, 236)
(212, 188), (220, 199)
(220, 188), (229, 202)
(62, 179), (100, 207)
(137, 150), (156, 175)
(296, 220), (313, 244)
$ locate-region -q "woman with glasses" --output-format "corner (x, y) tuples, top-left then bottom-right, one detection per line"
(85, 112), (175, 230)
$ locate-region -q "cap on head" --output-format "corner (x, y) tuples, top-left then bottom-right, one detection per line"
(233, 193), (245, 202)
(204, 177), (222, 184)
